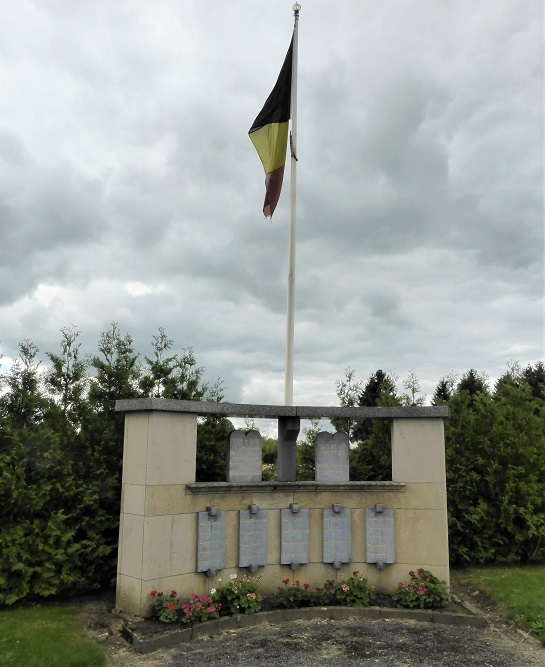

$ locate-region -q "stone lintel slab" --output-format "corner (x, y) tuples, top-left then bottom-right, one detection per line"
(185, 481), (406, 495)
(115, 398), (448, 420)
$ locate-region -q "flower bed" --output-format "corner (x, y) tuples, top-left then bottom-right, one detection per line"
(150, 569), (449, 625)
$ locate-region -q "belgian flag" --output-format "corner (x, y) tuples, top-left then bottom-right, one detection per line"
(249, 36), (293, 218)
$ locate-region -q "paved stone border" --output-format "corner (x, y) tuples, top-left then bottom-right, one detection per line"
(124, 604), (488, 654)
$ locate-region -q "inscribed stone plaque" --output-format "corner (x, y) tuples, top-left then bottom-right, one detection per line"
(197, 511), (226, 574)
(323, 506), (352, 567)
(227, 430), (262, 483)
(280, 508), (309, 566)
(366, 507), (395, 564)
(239, 509), (267, 570)
(315, 432), (350, 482)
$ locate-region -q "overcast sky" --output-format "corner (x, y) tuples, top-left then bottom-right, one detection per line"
(0, 0), (543, 407)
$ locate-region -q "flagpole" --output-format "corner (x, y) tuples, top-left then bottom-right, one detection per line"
(284, 3), (300, 406)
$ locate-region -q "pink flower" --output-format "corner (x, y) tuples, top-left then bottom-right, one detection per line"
(247, 592), (257, 599)
(206, 606), (216, 613)
(409, 585), (414, 592)
(186, 611), (193, 617)
(342, 584), (349, 592)
(190, 593), (197, 599)
(418, 585), (427, 595)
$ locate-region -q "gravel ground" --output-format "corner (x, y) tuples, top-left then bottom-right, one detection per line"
(81, 590), (544, 667)
(162, 617), (543, 667)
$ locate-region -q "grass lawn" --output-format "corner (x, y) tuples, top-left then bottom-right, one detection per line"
(0, 603), (106, 667)
(453, 564), (545, 645)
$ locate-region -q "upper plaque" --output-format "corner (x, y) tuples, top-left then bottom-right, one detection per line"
(366, 506), (395, 565)
(315, 432), (350, 482)
(227, 430), (262, 483)
(239, 508), (267, 571)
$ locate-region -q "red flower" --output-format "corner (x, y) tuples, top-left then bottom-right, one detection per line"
(168, 603), (174, 611)
(282, 578), (290, 585)
(170, 589), (177, 597)
(149, 590), (158, 596)
(409, 571), (416, 578)
(303, 583), (309, 590)
(295, 580), (300, 586)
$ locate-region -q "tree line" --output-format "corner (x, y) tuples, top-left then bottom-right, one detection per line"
(1, 323), (543, 605)
(0, 324), (233, 605)
(331, 364), (545, 566)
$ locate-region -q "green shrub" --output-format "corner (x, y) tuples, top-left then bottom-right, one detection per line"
(334, 571), (374, 607)
(393, 568), (448, 609)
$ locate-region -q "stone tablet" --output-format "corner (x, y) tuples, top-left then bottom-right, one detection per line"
(280, 507), (309, 567)
(227, 430), (262, 483)
(323, 505), (351, 568)
(366, 506), (395, 566)
(239, 508), (267, 571)
(197, 510), (226, 575)
(315, 432), (350, 482)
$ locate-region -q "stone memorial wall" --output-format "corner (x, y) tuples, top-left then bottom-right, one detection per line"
(115, 399), (450, 618)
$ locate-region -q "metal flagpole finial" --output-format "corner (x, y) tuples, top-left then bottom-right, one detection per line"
(293, 3), (301, 16)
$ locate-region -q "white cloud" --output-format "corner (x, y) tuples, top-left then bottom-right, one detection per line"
(0, 0), (542, 406)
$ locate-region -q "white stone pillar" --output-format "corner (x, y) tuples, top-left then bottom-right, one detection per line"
(116, 410), (198, 617)
(388, 418), (450, 590)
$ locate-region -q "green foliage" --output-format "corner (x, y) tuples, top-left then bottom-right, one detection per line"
(393, 568), (449, 609)
(0, 324), (225, 606)
(272, 578), (316, 608)
(333, 571), (374, 607)
(331, 367), (363, 439)
(196, 417), (233, 482)
(212, 573), (263, 615)
(446, 365), (545, 565)
(296, 419), (320, 481)
(149, 589), (182, 622)
(180, 593), (221, 624)
(149, 588), (221, 624)
(262, 436), (277, 481)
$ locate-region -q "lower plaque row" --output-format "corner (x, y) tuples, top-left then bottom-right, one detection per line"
(197, 505), (395, 576)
